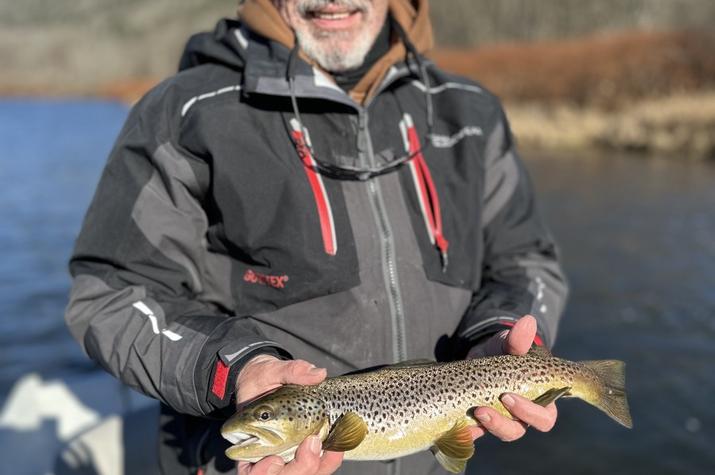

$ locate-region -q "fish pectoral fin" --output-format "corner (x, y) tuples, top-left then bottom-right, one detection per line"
(532, 386), (572, 407)
(434, 419), (475, 460)
(432, 448), (469, 474)
(322, 412), (367, 452)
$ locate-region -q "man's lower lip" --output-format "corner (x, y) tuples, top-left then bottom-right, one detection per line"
(308, 11), (362, 30)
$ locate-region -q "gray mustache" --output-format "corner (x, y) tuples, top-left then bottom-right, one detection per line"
(297, 0), (369, 15)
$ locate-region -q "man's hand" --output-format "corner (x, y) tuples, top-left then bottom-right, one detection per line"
(235, 355), (344, 475)
(465, 315), (558, 442)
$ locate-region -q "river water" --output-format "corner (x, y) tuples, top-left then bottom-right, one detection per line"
(0, 100), (713, 474)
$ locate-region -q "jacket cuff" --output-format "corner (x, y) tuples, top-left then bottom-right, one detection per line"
(194, 319), (292, 415)
(206, 345), (289, 411)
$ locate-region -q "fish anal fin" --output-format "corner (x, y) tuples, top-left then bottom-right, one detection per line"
(322, 412), (367, 452)
(434, 419), (475, 460)
(432, 448), (468, 473)
(532, 386), (572, 407)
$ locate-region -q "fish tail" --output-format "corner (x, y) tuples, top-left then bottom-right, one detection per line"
(579, 360), (633, 429)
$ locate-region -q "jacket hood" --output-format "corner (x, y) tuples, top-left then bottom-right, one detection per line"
(178, 18), (247, 72)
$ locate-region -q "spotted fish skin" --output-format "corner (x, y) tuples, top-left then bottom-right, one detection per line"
(305, 353), (596, 460)
(223, 350), (631, 466)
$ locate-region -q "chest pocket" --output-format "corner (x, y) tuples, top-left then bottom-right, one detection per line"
(397, 115), (484, 291)
(210, 143), (360, 316)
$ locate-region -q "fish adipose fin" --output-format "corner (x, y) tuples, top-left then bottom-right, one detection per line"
(580, 359), (633, 429)
(322, 412), (367, 452)
(532, 386), (571, 406)
(432, 419), (475, 473)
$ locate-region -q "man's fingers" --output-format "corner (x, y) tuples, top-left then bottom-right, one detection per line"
(239, 456), (285, 475)
(235, 439), (342, 475)
(474, 407), (527, 442)
(467, 424), (486, 441)
(504, 315), (537, 356)
(281, 436), (322, 475)
(500, 393), (558, 432)
(315, 451), (344, 475)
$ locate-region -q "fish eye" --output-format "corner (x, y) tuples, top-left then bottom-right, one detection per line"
(253, 405), (274, 422)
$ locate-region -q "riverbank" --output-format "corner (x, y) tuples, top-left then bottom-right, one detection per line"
(433, 30), (715, 159)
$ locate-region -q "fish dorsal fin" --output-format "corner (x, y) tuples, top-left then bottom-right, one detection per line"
(432, 419), (475, 472)
(322, 412), (367, 452)
(527, 345), (552, 358)
(532, 386), (572, 407)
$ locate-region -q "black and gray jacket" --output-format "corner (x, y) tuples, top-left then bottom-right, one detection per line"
(65, 18), (567, 473)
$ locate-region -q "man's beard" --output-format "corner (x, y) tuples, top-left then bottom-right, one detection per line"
(293, 0), (379, 72)
(297, 27), (376, 72)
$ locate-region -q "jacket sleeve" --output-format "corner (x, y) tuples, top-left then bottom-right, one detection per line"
(65, 85), (290, 417)
(456, 112), (568, 349)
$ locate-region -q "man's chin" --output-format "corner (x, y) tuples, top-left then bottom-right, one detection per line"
(300, 39), (368, 71)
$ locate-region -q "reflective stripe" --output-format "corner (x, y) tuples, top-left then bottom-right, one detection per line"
(181, 85), (242, 117)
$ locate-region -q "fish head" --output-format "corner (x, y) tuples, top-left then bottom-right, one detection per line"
(222, 385), (329, 462)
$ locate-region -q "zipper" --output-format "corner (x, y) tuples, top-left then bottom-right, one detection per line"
(359, 109), (407, 363)
(288, 119), (338, 255)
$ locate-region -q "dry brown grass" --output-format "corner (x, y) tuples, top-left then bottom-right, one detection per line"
(505, 93), (715, 158)
(432, 30), (715, 108)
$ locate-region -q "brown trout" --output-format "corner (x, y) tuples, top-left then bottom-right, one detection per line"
(222, 348), (632, 473)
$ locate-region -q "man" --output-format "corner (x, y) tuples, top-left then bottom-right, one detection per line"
(65, 1), (568, 474)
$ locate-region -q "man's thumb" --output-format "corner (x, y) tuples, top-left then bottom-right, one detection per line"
(505, 315), (537, 355)
(279, 360), (327, 385)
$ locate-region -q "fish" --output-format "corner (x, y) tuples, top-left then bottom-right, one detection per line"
(221, 347), (632, 473)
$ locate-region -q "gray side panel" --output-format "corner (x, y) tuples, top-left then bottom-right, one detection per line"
(133, 142), (234, 310)
(65, 274), (208, 414)
(482, 122), (519, 226)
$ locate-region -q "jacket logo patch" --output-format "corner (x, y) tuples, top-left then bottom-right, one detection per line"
(243, 269), (289, 289)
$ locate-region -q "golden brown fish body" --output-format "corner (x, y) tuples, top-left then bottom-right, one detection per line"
(222, 349), (631, 472)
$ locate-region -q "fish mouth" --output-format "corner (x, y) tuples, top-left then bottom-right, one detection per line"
(222, 425), (284, 447)
(223, 431), (259, 447)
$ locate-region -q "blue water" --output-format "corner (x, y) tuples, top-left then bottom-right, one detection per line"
(1, 100), (714, 474)
(0, 99), (129, 392)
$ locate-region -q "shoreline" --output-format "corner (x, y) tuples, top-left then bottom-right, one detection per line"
(2, 88), (711, 160)
(2, 29), (713, 159)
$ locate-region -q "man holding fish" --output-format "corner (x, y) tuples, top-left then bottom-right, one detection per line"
(65, 0), (569, 474)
